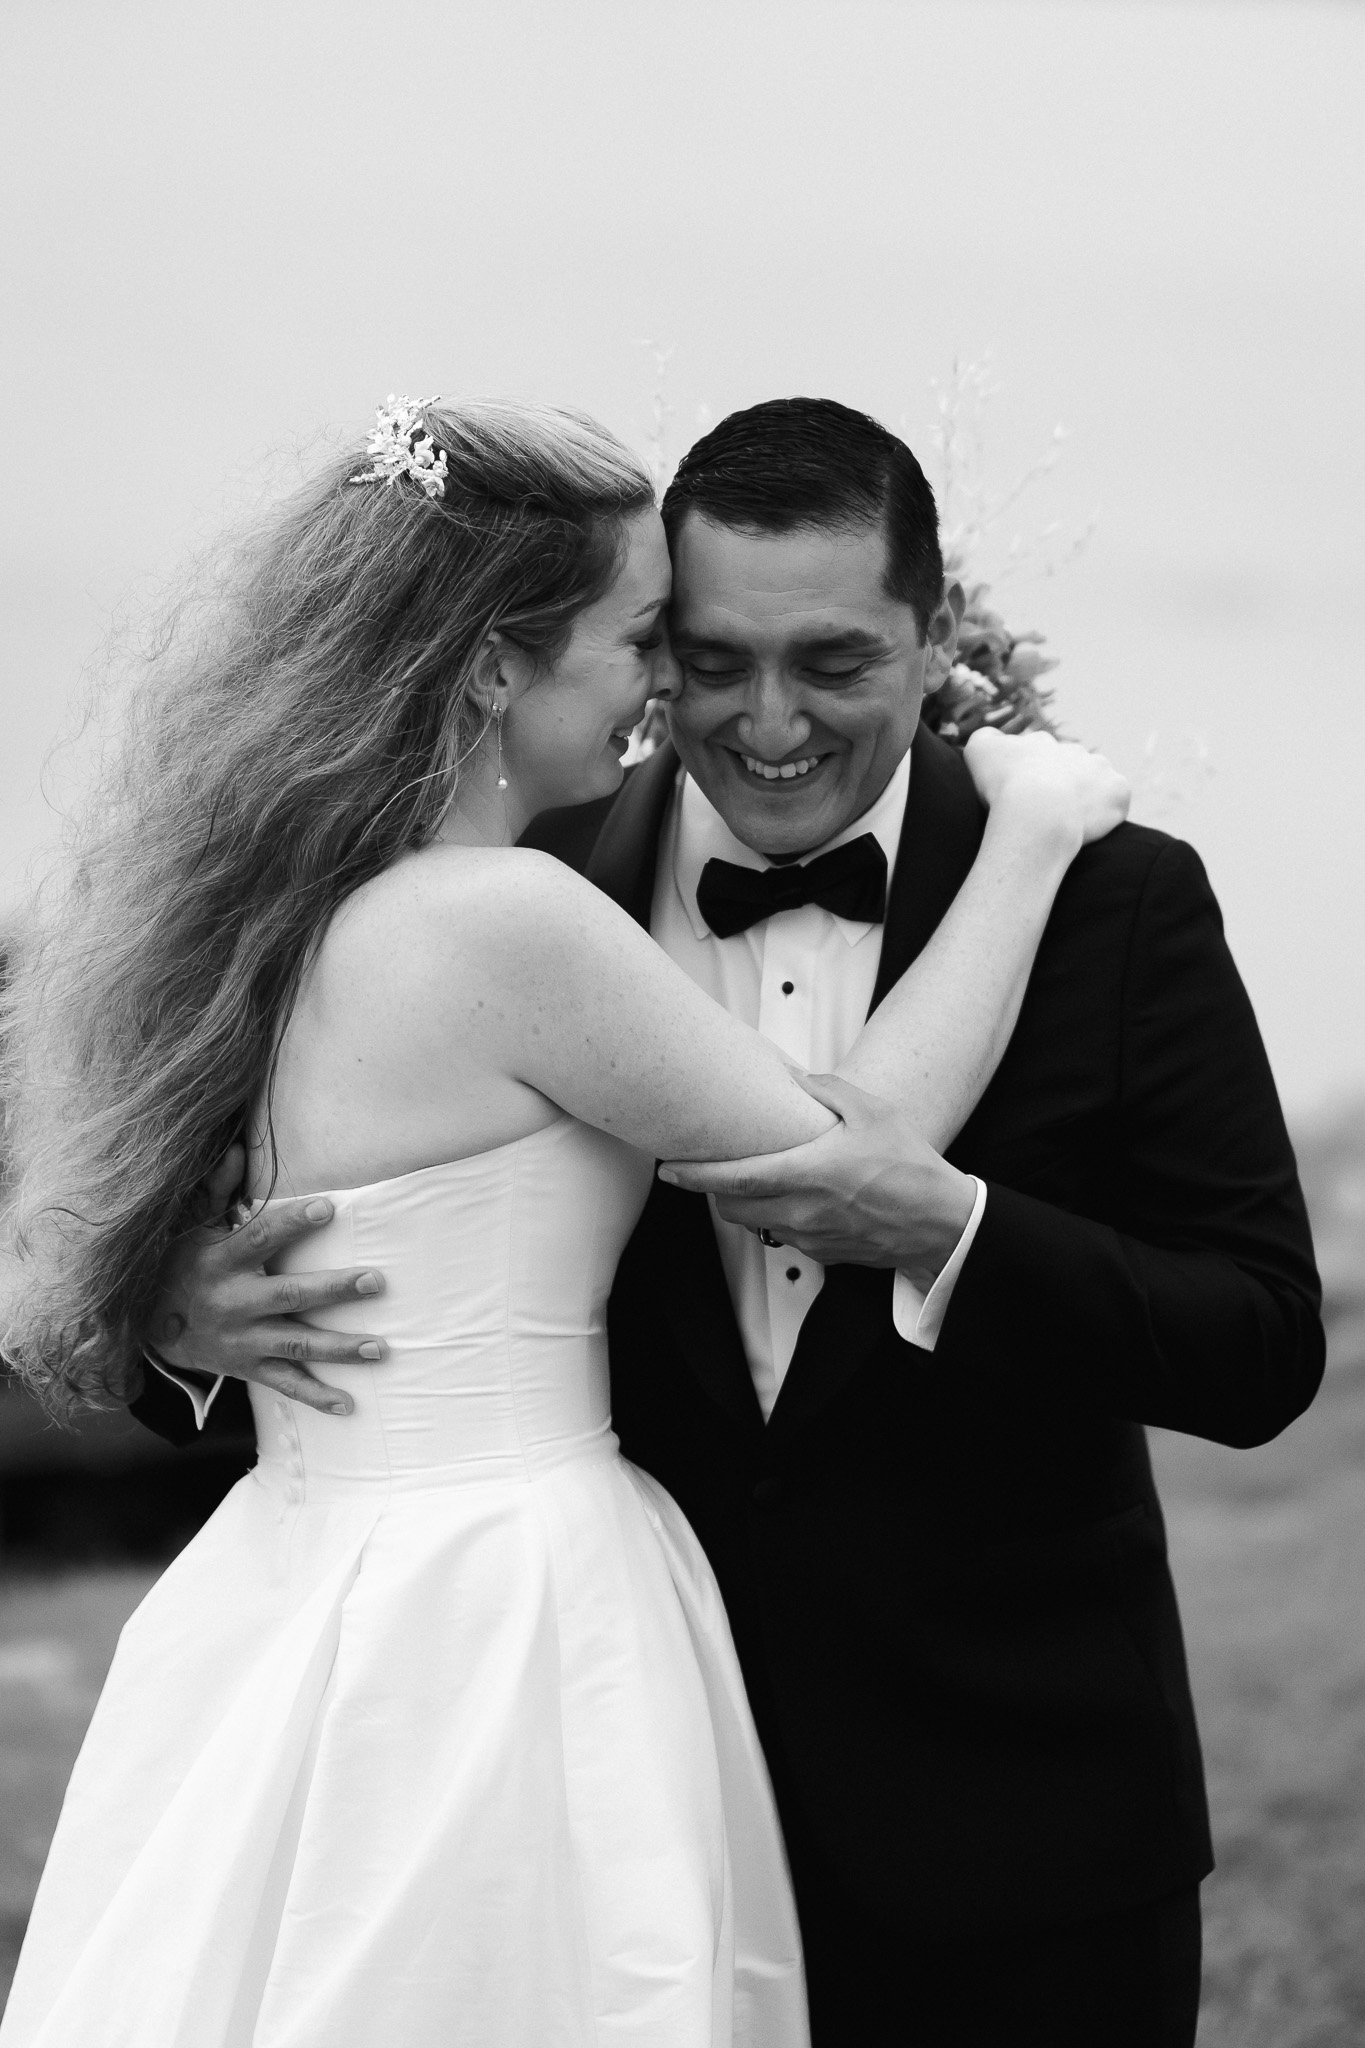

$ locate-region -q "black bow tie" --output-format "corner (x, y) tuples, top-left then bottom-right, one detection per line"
(695, 834), (888, 939)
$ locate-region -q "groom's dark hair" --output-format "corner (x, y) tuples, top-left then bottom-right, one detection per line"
(660, 397), (944, 638)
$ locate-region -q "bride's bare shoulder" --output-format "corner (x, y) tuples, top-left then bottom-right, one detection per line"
(320, 844), (615, 982)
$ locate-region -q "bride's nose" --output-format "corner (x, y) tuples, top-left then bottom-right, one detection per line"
(649, 644), (684, 702)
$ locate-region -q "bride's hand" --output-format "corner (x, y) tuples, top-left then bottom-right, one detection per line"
(964, 727), (1131, 849)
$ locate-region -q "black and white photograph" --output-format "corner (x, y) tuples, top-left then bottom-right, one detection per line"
(1, 2), (1362, 2042)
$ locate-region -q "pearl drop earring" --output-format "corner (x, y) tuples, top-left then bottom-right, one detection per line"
(494, 701), (508, 790)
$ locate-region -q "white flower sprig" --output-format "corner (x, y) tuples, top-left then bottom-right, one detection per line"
(923, 579), (1062, 746)
(348, 394), (449, 500)
(917, 358), (1080, 749)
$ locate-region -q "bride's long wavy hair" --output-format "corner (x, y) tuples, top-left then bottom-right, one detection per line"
(1, 399), (653, 1417)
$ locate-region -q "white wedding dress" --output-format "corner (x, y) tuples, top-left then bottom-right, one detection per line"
(2, 1115), (808, 2048)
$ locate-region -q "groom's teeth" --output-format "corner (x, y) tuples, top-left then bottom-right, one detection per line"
(741, 756), (819, 781)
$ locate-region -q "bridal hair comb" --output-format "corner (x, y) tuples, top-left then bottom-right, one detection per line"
(348, 394), (449, 500)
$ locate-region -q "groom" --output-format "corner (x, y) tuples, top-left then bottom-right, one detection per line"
(134, 400), (1323, 2046)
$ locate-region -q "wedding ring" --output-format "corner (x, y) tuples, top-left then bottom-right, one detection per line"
(757, 1228), (782, 1248)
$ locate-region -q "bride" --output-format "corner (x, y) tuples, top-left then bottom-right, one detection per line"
(0, 396), (1126, 2047)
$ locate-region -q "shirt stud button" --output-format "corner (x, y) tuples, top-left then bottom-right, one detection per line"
(786, 1266), (801, 1283)
(781, 981), (794, 995)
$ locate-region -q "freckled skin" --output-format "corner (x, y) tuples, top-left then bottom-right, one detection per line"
(665, 515), (962, 861)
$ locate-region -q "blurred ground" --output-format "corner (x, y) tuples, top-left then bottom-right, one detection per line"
(1150, 1342), (1365, 2046)
(1, 1339), (1362, 2034)
(0, 1566), (158, 1998)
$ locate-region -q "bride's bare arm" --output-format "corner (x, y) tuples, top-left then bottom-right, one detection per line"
(455, 734), (1127, 1164)
(836, 813), (1068, 1149)
(837, 731), (1127, 1149)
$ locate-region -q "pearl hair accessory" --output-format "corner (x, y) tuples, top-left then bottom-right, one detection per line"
(348, 394), (449, 500)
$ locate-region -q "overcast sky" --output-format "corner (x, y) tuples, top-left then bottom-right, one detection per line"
(2, 0), (1361, 1120)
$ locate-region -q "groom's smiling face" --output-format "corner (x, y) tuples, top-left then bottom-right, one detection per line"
(665, 513), (959, 861)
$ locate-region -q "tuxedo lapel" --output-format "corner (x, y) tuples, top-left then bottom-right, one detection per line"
(769, 725), (987, 1441)
(869, 723), (988, 1013)
(589, 742), (763, 1430)
(642, 1179), (766, 1432)
(585, 741), (680, 929)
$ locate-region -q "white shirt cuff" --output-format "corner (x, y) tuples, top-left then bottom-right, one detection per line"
(892, 1177), (987, 1352)
(150, 1357), (226, 1433)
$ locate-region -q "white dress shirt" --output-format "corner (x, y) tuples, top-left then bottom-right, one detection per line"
(650, 749), (986, 1421)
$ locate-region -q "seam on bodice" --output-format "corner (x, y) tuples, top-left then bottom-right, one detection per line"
(502, 1132), (533, 1482)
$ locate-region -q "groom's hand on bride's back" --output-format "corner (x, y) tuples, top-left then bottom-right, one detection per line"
(143, 1143), (388, 1418)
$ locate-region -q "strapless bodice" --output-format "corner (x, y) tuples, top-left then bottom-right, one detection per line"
(251, 1115), (655, 1500)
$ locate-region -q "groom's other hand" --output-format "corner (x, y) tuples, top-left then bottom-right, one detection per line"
(659, 1073), (977, 1286)
(143, 1142), (387, 1417)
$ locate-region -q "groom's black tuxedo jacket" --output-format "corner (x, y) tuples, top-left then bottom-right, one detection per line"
(131, 725), (1323, 1934)
(527, 725), (1324, 1931)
